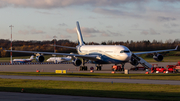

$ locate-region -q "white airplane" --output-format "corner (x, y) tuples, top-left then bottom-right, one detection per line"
(13, 55), (34, 63)
(4, 21), (178, 70)
(46, 56), (72, 63)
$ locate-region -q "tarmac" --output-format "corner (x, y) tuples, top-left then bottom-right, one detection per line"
(0, 62), (178, 101)
(0, 62), (177, 72)
(0, 92), (152, 101)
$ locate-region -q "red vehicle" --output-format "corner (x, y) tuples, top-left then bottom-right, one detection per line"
(167, 61), (180, 73)
(155, 67), (167, 72)
(112, 65), (122, 71)
(151, 64), (167, 73)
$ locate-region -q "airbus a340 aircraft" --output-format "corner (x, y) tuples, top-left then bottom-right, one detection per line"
(4, 21), (178, 70)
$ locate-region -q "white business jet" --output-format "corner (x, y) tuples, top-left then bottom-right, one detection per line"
(46, 56), (72, 63)
(13, 55), (34, 63)
(4, 21), (178, 70)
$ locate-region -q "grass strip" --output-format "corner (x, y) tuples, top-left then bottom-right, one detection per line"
(0, 72), (180, 80)
(0, 78), (179, 101)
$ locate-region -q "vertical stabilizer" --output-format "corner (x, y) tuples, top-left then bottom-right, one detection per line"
(30, 55), (34, 60)
(76, 21), (84, 46)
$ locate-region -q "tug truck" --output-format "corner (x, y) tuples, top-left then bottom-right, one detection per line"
(151, 64), (167, 73)
(167, 61), (180, 73)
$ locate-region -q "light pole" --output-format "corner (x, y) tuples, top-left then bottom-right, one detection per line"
(9, 25), (14, 64)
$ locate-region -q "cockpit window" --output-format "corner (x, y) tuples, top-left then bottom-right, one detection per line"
(120, 50), (130, 53)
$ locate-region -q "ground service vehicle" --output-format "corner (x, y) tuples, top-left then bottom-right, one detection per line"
(112, 65), (122, 71)
(167, 61), (180, 73)
(151, 64), (167, 73)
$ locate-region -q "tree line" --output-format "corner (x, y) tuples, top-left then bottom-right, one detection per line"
(0, 39), (179, 57)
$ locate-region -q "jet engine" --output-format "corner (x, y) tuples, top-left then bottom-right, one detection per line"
(36, 55), (45, 62)
(153, 54), (163, 62)
(130, 58), (139, 66)
(72, 59), (82, 66)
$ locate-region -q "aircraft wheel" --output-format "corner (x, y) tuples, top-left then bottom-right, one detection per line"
(85, 66), (88, 71)
(80, 66), (83, 71)
(96, 66), (101, 71)
(96, 66), (98, 70)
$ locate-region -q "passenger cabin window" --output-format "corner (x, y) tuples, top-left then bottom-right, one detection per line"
(120, 50), (130, 53)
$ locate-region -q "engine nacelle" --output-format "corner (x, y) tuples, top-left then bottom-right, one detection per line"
(130, 58), (139, 66)
(72, 59), (82, 66)
(153, 54), (163, 62)
(36, 55), (45, 62)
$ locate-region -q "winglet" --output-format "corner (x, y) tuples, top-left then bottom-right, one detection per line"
(175, 45), (178, 50)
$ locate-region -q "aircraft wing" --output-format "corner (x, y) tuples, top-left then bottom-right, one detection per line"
(51, 45), (76, 49)
(4, 50), (100, 61)
(134, 45), (178, 55)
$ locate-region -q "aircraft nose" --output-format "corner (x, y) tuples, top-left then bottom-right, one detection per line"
(122, 53), (131, 61)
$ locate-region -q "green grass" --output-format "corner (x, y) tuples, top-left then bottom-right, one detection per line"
(0, 78), (179, 101)
(1, 72), (180, 80)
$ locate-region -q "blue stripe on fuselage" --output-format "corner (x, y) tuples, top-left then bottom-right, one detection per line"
(88, 53), (128, 64)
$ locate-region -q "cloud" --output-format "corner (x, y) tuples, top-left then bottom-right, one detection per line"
(157, 16), (176, 22)
(36, 11), (55, 15)
(66, 27), (98, 37)
(163, 23), (179, 28)
(66, 27), (122, 37)
(106, 26), (113, 28)
(158, 0), (180, 2)
(66, 28), (76, 34)
(93, 8), (142, 18)
(60, 35), (71, 38)
(141, 28), (160, 35)
(101, 33), (110, 37)
(0, 0), (147, 9)
(107, 30), (123, 36)
(163, 30), (180, 34)
(18, 29), (45, 35)
(59, 23), (67, 26)
(18, 30), (29, 35)
(44, 35), (52, 39)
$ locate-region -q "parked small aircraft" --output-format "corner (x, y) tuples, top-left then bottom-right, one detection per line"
(46, 56), (72, 63)
(13, 55), (34, 63)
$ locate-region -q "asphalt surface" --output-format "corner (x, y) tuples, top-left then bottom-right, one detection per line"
(0, 75), (180, 85)
(0, 92), (152, 101)
(0, 62), (177, 72)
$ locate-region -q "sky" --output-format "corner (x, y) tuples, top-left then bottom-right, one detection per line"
(0, 0), (180, 43)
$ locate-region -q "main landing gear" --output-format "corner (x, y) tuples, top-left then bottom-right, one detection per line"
(96, 64), (102, 70)
(79, 59), (88, 71)
(80, 66), (87, 71)
(79, 59), (102, 71)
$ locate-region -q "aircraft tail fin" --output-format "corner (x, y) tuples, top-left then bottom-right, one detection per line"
(76, 21), (85, 46)
(30, 55), (34, 60)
